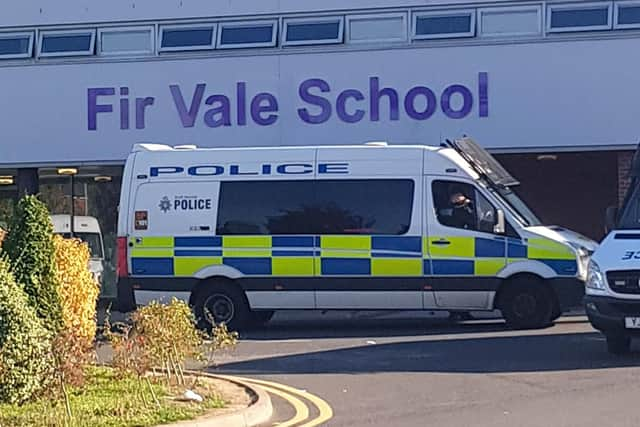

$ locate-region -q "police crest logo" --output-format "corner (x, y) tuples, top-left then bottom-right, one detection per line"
(159, 196), (172, 213)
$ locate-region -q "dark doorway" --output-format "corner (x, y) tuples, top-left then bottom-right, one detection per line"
(494, 151), (618, 241)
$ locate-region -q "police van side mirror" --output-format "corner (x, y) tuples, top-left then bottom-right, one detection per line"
(605, 205), (618, 234)
(494, 209), (506, 234)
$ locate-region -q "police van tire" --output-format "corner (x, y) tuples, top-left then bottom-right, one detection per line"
(606, 334), (631, 355)
(193, 282), (251, 331)
(500, 279), (553, 330)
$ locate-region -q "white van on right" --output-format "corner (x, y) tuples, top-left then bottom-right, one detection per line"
(585, 145), (640, 354)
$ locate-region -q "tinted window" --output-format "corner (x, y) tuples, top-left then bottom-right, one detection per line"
(216, 179), (414, 235)
(315, 180), (413, 235)
(416, 14), (472, 35)
(550, 8), (609, 28)
(432, 180), (497, 233)
(618, 6), (640, 25)
(220, 25), (274, 45)
(217, 181), (316, 235)
(0, 35), (31, 56)
(161, 28), (214, 48)
(41, 34), (93, 53)
(286, 21), (341, 42)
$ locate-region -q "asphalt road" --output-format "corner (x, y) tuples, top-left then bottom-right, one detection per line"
(209, 311), (640, 427)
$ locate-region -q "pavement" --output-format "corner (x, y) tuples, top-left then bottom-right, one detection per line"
(206, 311), (640, 427)
(98, 309), (640, 426)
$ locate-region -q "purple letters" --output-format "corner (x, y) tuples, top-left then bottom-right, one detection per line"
(87, 72), (489, 131)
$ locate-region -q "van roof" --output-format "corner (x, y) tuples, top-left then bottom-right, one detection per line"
(132, 142), (443, 153)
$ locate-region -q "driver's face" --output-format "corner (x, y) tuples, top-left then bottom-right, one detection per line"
(451, 193), (469, 207)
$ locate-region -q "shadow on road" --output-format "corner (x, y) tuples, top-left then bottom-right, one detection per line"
(217, 329), (640, 375)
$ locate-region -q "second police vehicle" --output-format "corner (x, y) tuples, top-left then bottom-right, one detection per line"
(116, 137), (597, 329)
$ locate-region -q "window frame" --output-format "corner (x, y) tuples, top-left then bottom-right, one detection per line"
(282, 16), (345, 47)
(614, 0), (640, 29)
(345, 12), (408, 44)
(0, 31), (34, 59)
(546, 2), (613, 33)
(158, 23), (217, 52)
(37, 28), (96, 58)
(412, 9), (476, 40)
(216, 19), (278, 49)
(477, 5), (543, 38)
(97, 26), (155, 56)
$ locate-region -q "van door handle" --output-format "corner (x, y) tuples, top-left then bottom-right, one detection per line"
(431, 239), (451, 246)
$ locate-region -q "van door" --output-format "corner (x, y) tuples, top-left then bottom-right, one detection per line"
(426, 178), (506, 310)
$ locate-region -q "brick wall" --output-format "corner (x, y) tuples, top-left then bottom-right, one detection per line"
(618, 151), (635, 206)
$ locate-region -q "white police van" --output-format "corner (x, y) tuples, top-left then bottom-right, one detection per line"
(585, 145), (640, 354)
(116, 138), (597, 330)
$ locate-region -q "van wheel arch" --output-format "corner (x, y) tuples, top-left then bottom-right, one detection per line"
(495, 273), (560, 329)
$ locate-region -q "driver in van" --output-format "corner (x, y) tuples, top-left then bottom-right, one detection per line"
(447, 190), (475, 230)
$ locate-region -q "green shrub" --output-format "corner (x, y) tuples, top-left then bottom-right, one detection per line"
(0, 259), (54, 405)
(3, 195), (63, 332)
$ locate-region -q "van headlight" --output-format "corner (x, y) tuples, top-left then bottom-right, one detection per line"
(586, 261), (606, 291)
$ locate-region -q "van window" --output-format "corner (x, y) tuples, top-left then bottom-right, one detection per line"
(60, 232), (103, 258)
(216, 179), (414, 235)
(315, 180), (413, 235)
(432, 180), (496, 233)
(217, 181), (315, 235)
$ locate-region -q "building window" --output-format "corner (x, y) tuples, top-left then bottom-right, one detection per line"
(217, 21), (277, 49)
(159, 24), (216, 52)
(98, 27), (154, 55)
(413, 10), (476, 40)
(615, 2), (640, 28)
(38, 30), (95, 57)
(216, 179), (414, 235)
(0, 32), (34, 59)
(346, 13), (407, 43)
(283, 17), (344, 46)
(547, 3), (613, 32)
(479, 6), (542, 37)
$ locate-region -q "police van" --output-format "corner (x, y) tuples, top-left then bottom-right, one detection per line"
(585, 145), (640, 354)
(116, 138), (597, 329)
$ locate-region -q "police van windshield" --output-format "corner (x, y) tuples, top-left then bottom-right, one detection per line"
(617, 184), (640, 229)
(493, 187), (543, 227)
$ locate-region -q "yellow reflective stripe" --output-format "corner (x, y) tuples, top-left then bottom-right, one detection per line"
(320, 236), (371, 250)
(474, 259), (506, 275)
(272, 257), (315, 276)
(174, 257), (222, 276)
(428, 236), (474, 258)
(222, 249), (272, 257)
(130, 248), (173, 258)
(222, 236), (272, 248)
(371, 258), (422, 276)
(527, 238), (575, 260)
(132, 236), (174, 248)
(320, 250), (369, 258)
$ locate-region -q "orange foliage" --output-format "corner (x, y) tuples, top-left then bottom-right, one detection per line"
(53, 235), (100, 346)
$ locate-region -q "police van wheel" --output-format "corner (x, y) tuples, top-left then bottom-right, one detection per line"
(500, 280), (553, 330)
(193, 283), (250, 331)
(606, 334), (631, 355)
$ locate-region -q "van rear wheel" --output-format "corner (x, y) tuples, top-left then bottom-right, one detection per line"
(500, 279), (553, 330)
(193, 283), (250, 332)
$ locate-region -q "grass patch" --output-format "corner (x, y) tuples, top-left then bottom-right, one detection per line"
(0, 366), (225, 427)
